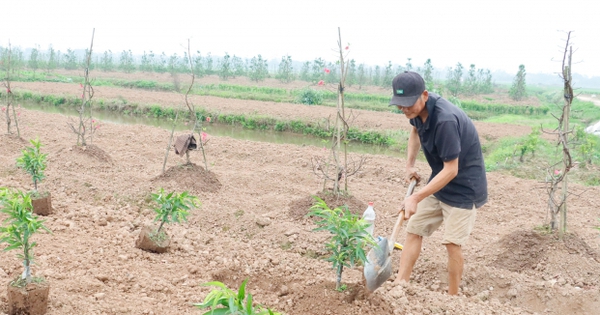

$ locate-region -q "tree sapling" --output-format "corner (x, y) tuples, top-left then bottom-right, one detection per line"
(195, 279), (281, 315)
(152, 188), (199, 235)
(16, 138), (47, 194)
(309, 196), (376, 291)
(0, 188), (50, 286)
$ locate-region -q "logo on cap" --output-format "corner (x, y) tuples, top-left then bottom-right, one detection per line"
(396, 89), (404, 95)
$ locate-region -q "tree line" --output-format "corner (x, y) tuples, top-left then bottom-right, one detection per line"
(1, 45), (529, 99)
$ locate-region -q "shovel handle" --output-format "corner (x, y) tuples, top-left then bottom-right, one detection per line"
(388, 179), (418, 251)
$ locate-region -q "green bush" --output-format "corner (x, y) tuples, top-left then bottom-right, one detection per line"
(295, 88), (323, 105)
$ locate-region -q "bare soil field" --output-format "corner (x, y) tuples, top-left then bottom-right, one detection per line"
(0, 99), (599, 314)
(50, 69), (543, 107)
(11, 80), (534, 144)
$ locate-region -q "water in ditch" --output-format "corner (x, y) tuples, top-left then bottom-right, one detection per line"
(21, 102), (405, 158)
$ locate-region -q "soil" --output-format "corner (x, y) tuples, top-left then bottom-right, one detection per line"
(31, 193), (53, 216)
(135, 226), (170, 254)
(6, 281), (50, 315)
(0, 76), (599, 314)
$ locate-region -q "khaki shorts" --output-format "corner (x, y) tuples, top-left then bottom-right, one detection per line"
(406, 195), (477, 246)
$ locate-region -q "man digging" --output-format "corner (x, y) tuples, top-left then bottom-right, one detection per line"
(390, 71), (488, 295)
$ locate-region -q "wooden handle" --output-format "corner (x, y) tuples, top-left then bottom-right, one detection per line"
(388, 179), (418, 251)
(388, 211), (405, 251)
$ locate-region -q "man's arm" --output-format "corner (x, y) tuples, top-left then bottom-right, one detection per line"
(405, 126), (421, 182)
(402, 158), (459, 219)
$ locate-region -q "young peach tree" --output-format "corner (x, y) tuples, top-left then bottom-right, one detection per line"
(0, 188), (50, 286)
(151, 188), (199, 240)
(309, 196), (375, 291)
(16, 139), (47, 193)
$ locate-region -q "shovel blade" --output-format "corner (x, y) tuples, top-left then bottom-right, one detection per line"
(364, 237), (393, 292)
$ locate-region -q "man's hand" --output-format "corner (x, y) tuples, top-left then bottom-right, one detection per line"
(405, 167), (421, 184)
(399, 194), (419, 220)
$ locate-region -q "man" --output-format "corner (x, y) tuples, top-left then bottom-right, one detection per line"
(389, 71), (487, 295)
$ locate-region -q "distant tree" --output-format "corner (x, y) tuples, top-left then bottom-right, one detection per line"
(299, 61), (310, 81)
(395, 65), (404, 75)
(276, 55), (294, 83)
(55, 51), (62, 69)
(405, 58), (413, 71)
(80, 49), (95, 70)
(346, 59), (356, 86)
(8, 47), (25, 76)
(423, 59), (434, 90)
(180, 52), (190, 73)
(100, 50), (114, 72)
(153, 52), (167, 73)
(479, 69), (494, 94)
(464, 64), (478, 95)
(167, 53), (180, 74)
(140, 51), (152, 72)
(357, 63), (366, 89)
(509, 64), (527, 101)
(63, 49), (78, 70)
(232, 55), (246, 77)
(324, 61), (339, 84)
(119, 50), (135, 73)
(248, 54), (269, 82)
(192, 50), (205, 77)
(28, 47), (40, 75)
(218, 53), (232, 80)
(310, 58), (326, 83)
(45, 46), (57, 74)
(204, 53), (214, 75)
(382, 61), (393, 87)
(372, 65), (381, 86)
(446, 62), (463, 96)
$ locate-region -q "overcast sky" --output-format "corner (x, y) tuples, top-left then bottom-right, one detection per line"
(2, 0), (599, 77)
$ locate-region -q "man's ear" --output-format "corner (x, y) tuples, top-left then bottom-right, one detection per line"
(422, 90), (429, 102)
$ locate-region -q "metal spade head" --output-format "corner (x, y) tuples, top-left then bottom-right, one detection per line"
(363, 179), (417, 293)
(364, 236), (393, 292)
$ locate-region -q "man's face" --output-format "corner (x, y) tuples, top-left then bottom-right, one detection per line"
(396, 92), (428, 119)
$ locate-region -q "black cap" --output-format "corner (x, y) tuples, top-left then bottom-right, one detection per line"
(389, 71), (425, 107)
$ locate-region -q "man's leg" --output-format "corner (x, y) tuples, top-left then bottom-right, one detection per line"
(445, 243), (463, 295)
(395, 232), (423, 283)
(396, 195), (443, 284)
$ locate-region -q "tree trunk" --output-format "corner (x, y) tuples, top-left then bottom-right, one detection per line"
(335, 264), (343, 291)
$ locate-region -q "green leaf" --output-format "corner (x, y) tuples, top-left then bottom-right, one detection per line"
(245, 293), (253, 313)
(238, 279), (247, 304)
(200, 309), (229, 315)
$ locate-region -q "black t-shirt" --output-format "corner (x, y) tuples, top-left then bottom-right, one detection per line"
(410, 93), (488, 209)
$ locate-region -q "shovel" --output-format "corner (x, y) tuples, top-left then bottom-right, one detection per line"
(364, 178), (417, 293)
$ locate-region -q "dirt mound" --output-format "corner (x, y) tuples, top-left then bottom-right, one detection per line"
(288, 191), (368, 220)
(0, 134), (27, 154)
(72, 144), (112, 163)
(494, 230), (600, 286)
(494, 230), (550, 272)
(153, 163), (222, 193)
(563, 233), (600, 260)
